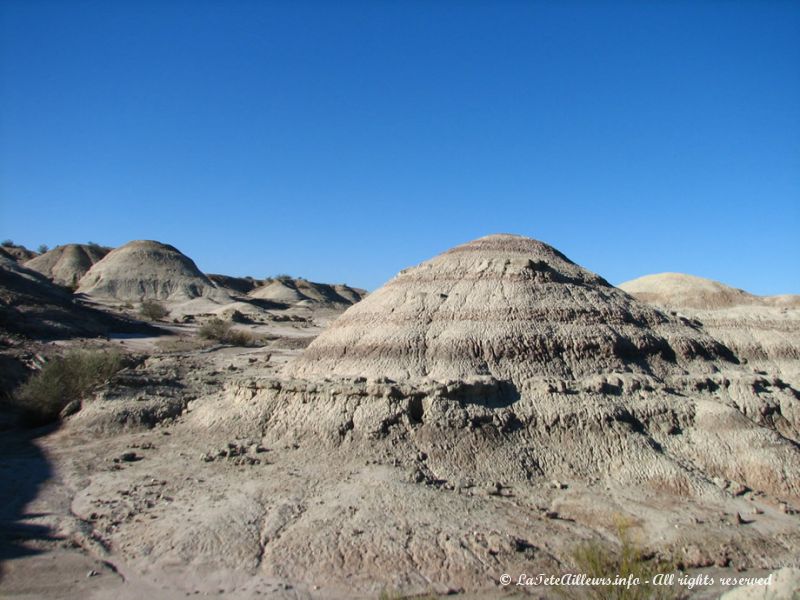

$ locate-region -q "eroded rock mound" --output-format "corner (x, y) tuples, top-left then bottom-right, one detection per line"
(621, 272), (800, 388)
(77, 240), (224, 302)
(25, 243), (110, 287)
(0, 243), (37, 263)
(620, 272), (779, 310)
(230, 235), (800, 501)
(207, 274), (259, 295)
(249, 277), (366, 307)
(286, 234), (733, 382)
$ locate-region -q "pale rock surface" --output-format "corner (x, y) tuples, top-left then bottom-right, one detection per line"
(719, 567), (800, 599)
(620, 272), (800, 388)
(5, 235), (800, 600)
(77, 240), (229, 302)
(249, 277), (366, 307)
(25, 243), (110, 286)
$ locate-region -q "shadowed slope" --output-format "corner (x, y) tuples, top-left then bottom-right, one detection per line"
(0, 256), (159, 339)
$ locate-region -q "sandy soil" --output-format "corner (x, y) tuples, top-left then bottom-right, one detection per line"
(2, 312), (797, 599)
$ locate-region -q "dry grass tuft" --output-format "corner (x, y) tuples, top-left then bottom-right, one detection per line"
(566, 517), (683, 600)
(198, 318), (263, 347)
(139, 299), (169, 321)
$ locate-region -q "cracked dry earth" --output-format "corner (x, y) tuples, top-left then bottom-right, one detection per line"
(1, 335), (798, 600)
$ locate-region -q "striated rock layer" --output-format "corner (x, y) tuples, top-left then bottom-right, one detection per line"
(620, 272), (800, 388)
(286, 234), (734, 383)
(229, 234), (800, 502)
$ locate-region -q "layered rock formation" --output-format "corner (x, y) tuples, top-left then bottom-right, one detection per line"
(286, 235), (733, 382)
(77, 240), (226, 302)
(25, 243), (110, 287)
(620, 273), (800, 388)
(249, 277), (366, 307)
(619, 272), (798, 310)
(232, 234), (800, 501)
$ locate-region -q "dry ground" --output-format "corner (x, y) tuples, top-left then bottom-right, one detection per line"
(1, 307), (798, 600)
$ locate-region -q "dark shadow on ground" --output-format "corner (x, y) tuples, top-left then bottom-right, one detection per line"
(0, 423), (59, 582)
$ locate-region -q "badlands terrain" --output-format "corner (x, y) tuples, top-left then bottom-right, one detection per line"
(0, 235), (799, 599)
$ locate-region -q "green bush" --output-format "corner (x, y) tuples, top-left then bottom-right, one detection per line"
(37, 244), (49, 254)
(198, 318), (258, 346)
(139, 299), (169, 321)
(14, 350), (125, 425)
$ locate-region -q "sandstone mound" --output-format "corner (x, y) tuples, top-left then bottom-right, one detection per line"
(49, 235), (800, 598)
(77, 240), (225, 302)
(24, 243), (110, 287)
(619, 272), (763, 310)
(621, 272), (800, 388)
(286, 235), (733, 383)
(207, 274), (258, 295)
(228, 234), (800, 503)
(249, 277), (366, 307)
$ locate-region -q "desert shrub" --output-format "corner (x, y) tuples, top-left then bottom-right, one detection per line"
(566, 518), (682, 600)
(198, 318), (259, 346)
(139, 299), (169, 321)
(198, 318), (232, 341)
(13, 349), (125, 425)
(226, 329), (257, 346)
(37, 244), (49, 254)
(1, 239), (13, 247)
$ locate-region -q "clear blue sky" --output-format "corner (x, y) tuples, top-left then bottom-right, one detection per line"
(1, 1), (798, 294)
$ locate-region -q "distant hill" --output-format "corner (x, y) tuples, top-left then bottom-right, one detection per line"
(77, 240), (228, 302)
(619, 272), (800, 310)
(25, 243), (110, 287)
(248, 277), (366, 307)
(0, 242), (37, 263)
(207, 274), (259, 295)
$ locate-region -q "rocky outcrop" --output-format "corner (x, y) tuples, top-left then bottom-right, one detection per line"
(620, 272), (800, 388)
(228, 235), (800, 501)
(249, 277), (366, 307)
(0, 255), (156, 339)
(286, 235), (735, 382)
(25, 243), (110, 287)
(77, 240), (227, 302)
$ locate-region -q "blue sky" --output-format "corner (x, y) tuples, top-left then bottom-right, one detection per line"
(1, 0), (798, 294)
